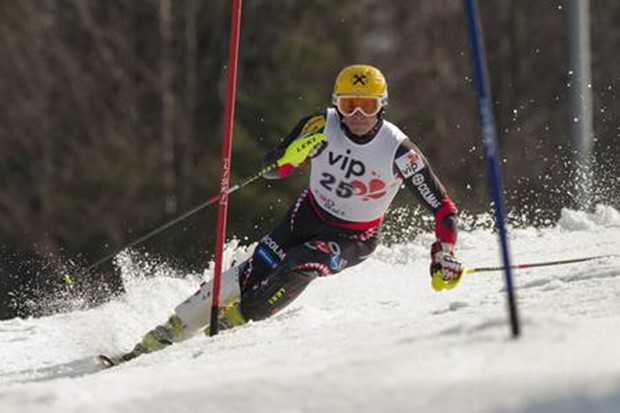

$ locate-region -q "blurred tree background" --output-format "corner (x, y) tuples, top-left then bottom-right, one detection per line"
(1, 0), (619, 319)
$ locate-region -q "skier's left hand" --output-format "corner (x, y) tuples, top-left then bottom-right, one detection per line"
(430, 241), (463, 291)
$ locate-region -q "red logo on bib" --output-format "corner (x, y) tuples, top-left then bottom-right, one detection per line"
(351, 178), (388, 200)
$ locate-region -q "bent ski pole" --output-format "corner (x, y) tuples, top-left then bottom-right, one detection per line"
(70, 161), (279, 279)
(463, 254), (618, 275)
(432, 254), (617, 292)
(67, 132), (327, 281)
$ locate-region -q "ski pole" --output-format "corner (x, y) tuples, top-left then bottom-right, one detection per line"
(432, 254), (617, 291)
(67, 161), (279, 281)
(66, 132), (327, 283)
(462, 254), (618, 275)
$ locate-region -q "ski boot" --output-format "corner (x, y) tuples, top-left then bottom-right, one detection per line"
(98, 314), (186, 368)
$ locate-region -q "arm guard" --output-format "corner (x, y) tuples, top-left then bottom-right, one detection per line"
(262, 113), (327, 180)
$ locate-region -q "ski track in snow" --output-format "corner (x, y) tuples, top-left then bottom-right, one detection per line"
(1, 206), (620, 413)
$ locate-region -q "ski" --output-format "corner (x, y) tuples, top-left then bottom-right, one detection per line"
(97, 346), (145, 369)
(97, 354), (118, 369)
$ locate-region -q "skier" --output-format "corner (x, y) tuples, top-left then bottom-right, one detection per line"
(99, 64), (462, 367)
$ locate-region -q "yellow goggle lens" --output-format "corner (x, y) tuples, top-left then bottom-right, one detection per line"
(336, 96), (383, 117)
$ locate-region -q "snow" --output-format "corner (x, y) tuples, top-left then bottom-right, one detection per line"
(1, 205), (620, 413)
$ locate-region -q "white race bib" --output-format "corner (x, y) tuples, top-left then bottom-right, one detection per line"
(309, 109), (406, 222)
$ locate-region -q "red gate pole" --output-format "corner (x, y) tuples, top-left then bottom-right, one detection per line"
(209, 0), (243, 336)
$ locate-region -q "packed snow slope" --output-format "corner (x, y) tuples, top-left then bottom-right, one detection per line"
(1, 206), (620, 413)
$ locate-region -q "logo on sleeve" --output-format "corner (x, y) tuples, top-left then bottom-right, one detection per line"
(395, 151), (425, 178)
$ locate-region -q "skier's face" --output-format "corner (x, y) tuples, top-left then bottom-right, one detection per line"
(341, 110), (379, 136)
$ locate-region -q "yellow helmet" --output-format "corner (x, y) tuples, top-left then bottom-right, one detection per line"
(332, 64), (388, 103)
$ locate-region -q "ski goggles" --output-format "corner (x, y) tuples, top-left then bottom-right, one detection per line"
(332, 95), (387, 117)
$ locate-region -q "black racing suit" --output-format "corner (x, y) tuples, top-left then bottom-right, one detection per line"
(238, 111), (458, 322)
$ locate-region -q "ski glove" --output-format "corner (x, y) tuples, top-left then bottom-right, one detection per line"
(430, 241), (463, 291)
(263, 133), (327, 179)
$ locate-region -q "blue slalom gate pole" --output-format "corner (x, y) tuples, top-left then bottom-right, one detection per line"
(463, 0), (521, 338)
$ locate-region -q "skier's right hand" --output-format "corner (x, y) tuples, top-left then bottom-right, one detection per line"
(262, 147), (291, 179)
(263, 133), (326, 179)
